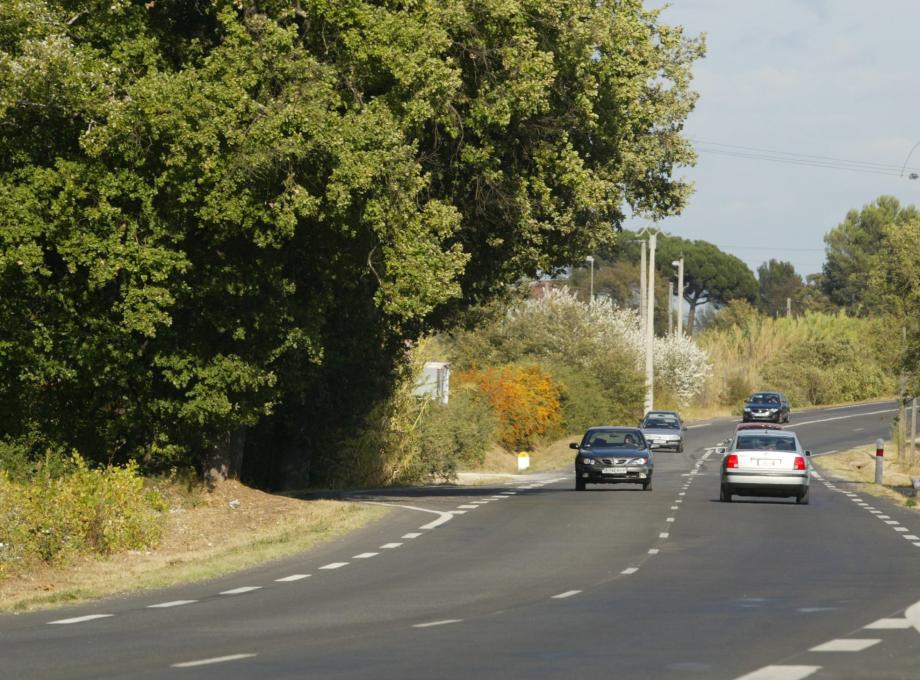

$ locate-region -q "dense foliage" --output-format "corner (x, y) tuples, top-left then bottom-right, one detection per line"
(0, 0), (703, 484)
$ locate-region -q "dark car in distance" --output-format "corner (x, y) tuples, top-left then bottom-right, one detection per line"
(570, 427), (653, 491)
(742, 391), (790, 423)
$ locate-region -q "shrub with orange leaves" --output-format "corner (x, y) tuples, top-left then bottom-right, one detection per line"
(458, 364), (562, 450)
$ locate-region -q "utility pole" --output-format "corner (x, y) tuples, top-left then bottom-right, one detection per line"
(644, 232), (656, 414)
(672, 257), (684, 337)
(667, 281), (674, 335)
(911, 397), (917, 469)
(786, 297), (792, 317)
(639, 241), (647, 338)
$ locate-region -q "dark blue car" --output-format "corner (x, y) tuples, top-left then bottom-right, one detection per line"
(570, 427), (654, 491)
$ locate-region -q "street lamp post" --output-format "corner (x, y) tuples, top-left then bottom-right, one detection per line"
(672, 257), (684, 337)
(644, 232), (656, 414)
(586, 255), (595, 303)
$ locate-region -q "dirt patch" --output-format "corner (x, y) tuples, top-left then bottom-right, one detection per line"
(0, 479), (386, 612)
(814, 441), (920, 509)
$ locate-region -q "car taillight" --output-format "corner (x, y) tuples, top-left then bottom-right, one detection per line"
(726, 454), (738, 469)
(794, 456), (806, 471)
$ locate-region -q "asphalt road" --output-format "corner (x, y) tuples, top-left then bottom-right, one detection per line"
(3, 399), (917, 680)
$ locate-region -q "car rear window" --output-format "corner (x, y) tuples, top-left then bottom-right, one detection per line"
(643, 416), (679, 429)
(735, 435), (797, 452)
(749, 393), (780, 404)
(585, 430), (644, 448)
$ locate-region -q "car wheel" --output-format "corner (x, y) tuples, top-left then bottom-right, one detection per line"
(575, 478), (586, 491)
(677, 443), (684, 454)
(720, 485), (732, 502)
(796, 488), (810, 505)
(642, 478), (653, 491)
(742, 415), (749, 423)
(785, 412), (790, 424)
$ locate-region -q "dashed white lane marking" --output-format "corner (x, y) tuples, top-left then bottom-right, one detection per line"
(895, 527), (909, 532)
(865, 617), (912, 629)
(648, 548), (660, 555)
(220, 586), (262, 595)
(380, 543), (403, 549)
(552, 590), (582, 599)
(413, 619), (462, 628)
(275, 575), (309, 582)
(675, 499), (683, 503)
(734, 665), (821, 680)
(449, 510), (467, 515)
(501, 491), (517, 495)
(48, 614), (113, 625)
(621, 567), (639, 575)
(670, 506), (679, 510)
(172, 654), (257, 668)
(854, 427), (865, 431)
(878, 515), (891, 519)
(884, 520), (900, 525)
(149, 600), (198, 608)
(870, 510), (883, 514)
(319, 562), (348, 570)
(402, 532), (422, 539)
(679, 492), (686, 496)
(457, 504), (479, 510)
(905, 534), (920, 540)
(809, 638), (880, 652)
(659, 532), (670, 538)
(666, 517), (676, 522)
(914, 542), (920, 547)
(353, 552), (379, 559)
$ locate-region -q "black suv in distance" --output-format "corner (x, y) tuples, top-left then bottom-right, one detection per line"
(742, 391), (790, 423)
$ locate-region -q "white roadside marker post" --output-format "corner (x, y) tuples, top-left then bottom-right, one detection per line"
(875, 438), (885, 485)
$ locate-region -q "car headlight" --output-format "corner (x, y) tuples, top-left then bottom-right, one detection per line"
(631, 458), (648, 466)
(581, 457), (595, 465)
(744, 407), (751, 411)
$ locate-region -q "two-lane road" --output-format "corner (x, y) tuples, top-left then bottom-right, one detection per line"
(1, 400), (914, 679)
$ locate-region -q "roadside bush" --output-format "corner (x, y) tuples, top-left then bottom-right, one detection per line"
(416, 386), (497, 472)
(699, 305), (898, 409)
(0, 456), (167, 576)
(459, 364), (563, 450)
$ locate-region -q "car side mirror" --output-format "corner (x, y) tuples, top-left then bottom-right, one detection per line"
(569, 442), (579, 450)
(716, 446), (726, 454)
(805, 450), (811, 457)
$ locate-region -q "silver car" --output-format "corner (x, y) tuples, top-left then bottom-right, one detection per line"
(719, 430), (811, 504)
(640, 410), (684, 453)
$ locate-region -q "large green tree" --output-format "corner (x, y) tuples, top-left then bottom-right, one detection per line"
(655, 236), (758, 334)
(757, 259), (803, 317)
(822, 196), (919, 314)
(0, 0), (703, 484)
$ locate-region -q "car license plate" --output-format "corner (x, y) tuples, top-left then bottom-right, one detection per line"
(757, 459), (778, 467)
(602, 467), (628, 474)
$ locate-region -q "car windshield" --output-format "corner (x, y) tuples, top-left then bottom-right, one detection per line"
(643, 416), (679, 429)
(736, 435), (797, 452)
(749, 394), (780, 405)
(585, 430), (643, 448)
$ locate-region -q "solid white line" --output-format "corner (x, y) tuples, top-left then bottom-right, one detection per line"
(360, 501), (455, 531)
(865, 617), (912, 629)
(219, 586), (262, 595)
(413, 619), (462, 628)
(789, 408), (897, 428)
(48, 614), (113, 625)
(810, 638), (880, 652)
(402, 532), (422, 539)
(353, 552), (379, 558)
(621, 567), (639, 575)
(148, 600), (198, 608)
(172, 654), (257, 668)
(734, 665), (821, 680)
(380, 542), (403, 549)
(552, 590), (582, 599)
(275, 574), (310, 582)
(319, 562), (348, 570)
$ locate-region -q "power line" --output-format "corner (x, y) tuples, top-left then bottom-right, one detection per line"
(695, 147), (910, 177)
(691, 138), (920, 174)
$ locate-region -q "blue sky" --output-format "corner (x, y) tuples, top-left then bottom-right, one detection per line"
(647, 0), (920, 276)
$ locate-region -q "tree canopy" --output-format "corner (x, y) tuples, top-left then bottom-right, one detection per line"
(757, 259), (802, 317)
(0, 0), (703, 484)
(822, 196), (919, 314)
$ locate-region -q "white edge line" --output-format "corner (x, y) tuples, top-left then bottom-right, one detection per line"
(172, 654), (257, 668)
(359, 501), (454, 531)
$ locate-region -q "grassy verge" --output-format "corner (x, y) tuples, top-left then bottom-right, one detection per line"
(814, 441), (919, 510)
(0, 479), (386, 612)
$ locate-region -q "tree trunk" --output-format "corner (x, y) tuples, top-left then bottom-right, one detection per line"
(204, 426), (247, 482)
(686, 300), (697, 336)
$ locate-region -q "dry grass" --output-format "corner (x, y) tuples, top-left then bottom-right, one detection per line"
(460, 436), (579, 477)
(0, 479), (386, 612)
(814, 441), (920, 510)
